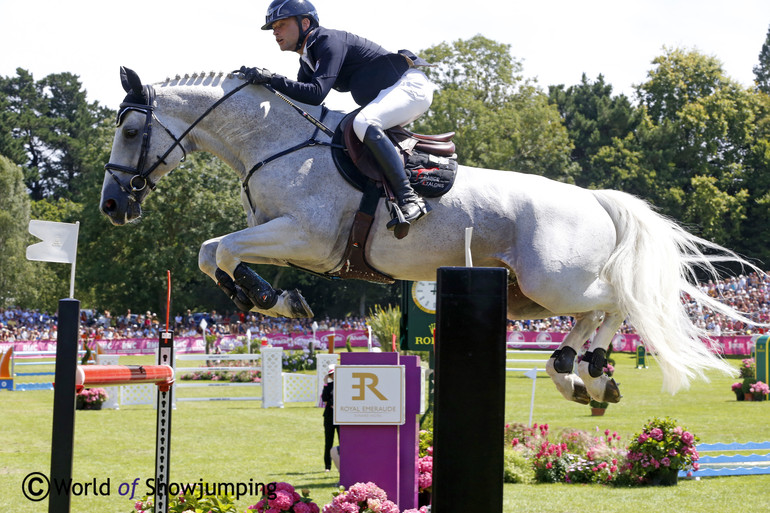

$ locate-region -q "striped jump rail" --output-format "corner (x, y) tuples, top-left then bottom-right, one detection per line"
(679, 441), (770, 477)
(75, 365), (175, 392)
(1, 347), (91, 391)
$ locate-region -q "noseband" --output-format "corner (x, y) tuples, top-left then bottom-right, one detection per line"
(104, 82), (250, 204)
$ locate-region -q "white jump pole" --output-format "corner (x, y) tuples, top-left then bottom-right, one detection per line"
(524, 367), (539, 426)
(464, 227), (473, 267)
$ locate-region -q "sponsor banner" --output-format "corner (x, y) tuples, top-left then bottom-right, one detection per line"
(334, 365), (405, 425)
(97, 337), (206, 354)
(504, 331), (756, 356)
(0, 329), (372, 355)
(1, 331), (756, 356)
(233, 330), (371, 351)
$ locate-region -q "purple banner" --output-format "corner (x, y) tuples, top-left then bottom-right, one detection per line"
(1, 331), (756, 356)
(233, 330), (373, 351)
(505, 331), (757, 356)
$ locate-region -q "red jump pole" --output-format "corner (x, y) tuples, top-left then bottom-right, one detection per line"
(76, 365), (174, 391)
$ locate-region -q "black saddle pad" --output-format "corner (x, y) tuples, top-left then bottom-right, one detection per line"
(404, 152), (457, 198)
(331, 116), (458, 198)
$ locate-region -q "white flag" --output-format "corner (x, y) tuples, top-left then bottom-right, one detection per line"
(26, 220), (80, 264)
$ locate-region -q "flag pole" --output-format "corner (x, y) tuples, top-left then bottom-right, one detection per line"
(68, 222), (79, 298)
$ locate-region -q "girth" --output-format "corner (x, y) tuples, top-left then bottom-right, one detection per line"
(325, 180), (396, 284)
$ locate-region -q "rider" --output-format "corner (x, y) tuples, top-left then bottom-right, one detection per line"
(240, 0), (435, 238)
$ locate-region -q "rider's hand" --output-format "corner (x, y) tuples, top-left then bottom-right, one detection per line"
(237, 66), (273, 85)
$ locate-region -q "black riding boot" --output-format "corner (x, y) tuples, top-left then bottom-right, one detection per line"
(363, 125), (431, 239)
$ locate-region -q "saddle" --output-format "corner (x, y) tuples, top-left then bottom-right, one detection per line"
(326, 111), (459, 284)
(343, 119), (455, 179)
(332, 111), (458, 197)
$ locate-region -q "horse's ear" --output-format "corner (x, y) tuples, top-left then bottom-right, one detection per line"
(120, 66), (143, 96)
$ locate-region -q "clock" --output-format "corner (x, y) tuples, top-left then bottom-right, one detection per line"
(411, 281), (437, 314)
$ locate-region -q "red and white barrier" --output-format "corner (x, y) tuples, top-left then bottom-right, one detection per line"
(75, 365), (174, 391)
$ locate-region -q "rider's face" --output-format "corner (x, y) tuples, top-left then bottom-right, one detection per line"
(272, 18), (300, 52)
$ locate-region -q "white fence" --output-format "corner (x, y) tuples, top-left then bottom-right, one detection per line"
(283, 373), (317, 403)
(506, 342), (555, 373)
(174, 353), (264, 403)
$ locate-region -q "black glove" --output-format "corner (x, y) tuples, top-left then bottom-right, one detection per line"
(237, 66), (273, 85)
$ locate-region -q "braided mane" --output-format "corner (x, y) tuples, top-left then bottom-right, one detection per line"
(156, 71), (239, 89)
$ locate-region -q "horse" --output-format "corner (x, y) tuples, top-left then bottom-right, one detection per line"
(101, 67), (759, 406)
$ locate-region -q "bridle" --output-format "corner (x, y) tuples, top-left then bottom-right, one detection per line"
(104, 82), (250, 204)
(104, 78), (334, 208)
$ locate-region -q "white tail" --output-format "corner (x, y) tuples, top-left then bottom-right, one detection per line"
(592, 189), (761, 393)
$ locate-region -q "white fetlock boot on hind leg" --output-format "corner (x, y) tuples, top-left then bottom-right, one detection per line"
(577, 348), (622, 403)
(545, 347), (591, 404)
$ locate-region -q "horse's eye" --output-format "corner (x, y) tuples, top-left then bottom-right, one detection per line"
(124, 128), (139, 139)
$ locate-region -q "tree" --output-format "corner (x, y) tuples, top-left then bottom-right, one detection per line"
(754, 24), (770, 94)
(548, 74), (639, 188)
(0, 156), (61, 310)
(413, 35), (578, 181)
(366, 304), (401, 352)
(592, 48), (757, 247)
(0, 155), (31, 306)
(0, 94), (25, 164)
(685, 175), (749, 244)
(0, 68), (111, 200)
(638, 48), (754, 237)
(739, 88), (770, 263)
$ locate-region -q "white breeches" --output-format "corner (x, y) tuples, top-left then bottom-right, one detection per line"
(352, 68), (435, 141)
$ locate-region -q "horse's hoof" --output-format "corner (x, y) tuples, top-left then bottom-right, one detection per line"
(546, 364), (591, 404)
(286, 289), (314, 318)
(577, 361), (622, 404)
(572, 382), (592, 405)
(603, 378), (622, 403)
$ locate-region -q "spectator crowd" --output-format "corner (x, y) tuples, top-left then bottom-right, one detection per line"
(0, 305), (368, 343)
(2, 272), (769, 343)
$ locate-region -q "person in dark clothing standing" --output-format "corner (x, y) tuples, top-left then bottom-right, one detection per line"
(241, 0), (436, 239)
(321, 364), (339, 471)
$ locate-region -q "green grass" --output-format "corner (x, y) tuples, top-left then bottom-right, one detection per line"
(1, 353), (769, 513)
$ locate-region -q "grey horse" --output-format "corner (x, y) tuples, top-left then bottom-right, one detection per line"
(101, 68), (759, 405)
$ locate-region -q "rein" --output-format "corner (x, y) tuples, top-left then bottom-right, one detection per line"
(241, 102), (332, 211)
(263, 84), (334, 137)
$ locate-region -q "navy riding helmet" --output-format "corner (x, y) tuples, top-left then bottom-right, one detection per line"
(261, 0), (319, 51)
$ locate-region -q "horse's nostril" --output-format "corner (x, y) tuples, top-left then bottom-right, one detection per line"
(102, 198), (117, 214)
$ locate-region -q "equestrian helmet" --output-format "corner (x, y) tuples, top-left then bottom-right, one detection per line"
(261, 0), (319, 31)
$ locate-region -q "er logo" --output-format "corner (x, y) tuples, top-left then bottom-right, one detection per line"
(351, 372), (387, 400)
